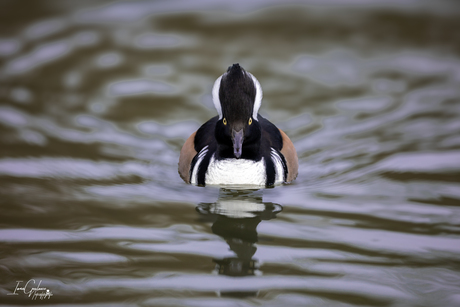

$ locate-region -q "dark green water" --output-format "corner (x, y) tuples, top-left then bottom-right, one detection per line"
(1, 1), (460, 306)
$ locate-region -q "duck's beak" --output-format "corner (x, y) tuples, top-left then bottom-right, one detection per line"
(232, 129), (244, 158)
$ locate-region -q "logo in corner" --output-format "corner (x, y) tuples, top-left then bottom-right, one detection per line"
(7, 280), (53, 300)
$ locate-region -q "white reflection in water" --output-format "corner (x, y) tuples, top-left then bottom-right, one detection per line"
(144, 64), (173, 76)
(130, 241), (230, 259)
(293, 50), (363, 86)
(0, 158), (152, 179)
(264, 187), (460, 223)
(375, 150), (460, 172)
(24, 113), (175, 158)
(75, 114), (106, 128)
(0, 38), (21, 56)
(75, 0), (453, 24)
(257, 222), (460, 256)
(0, 226), (179, 243)
(336, 96), (392, 111)
(108, 79), (175, 96)
(276, 113), (312, 131)
(372, 78), (406, 94)
(441, 134), (460, 147)
(134, 33), (183, 49)
(10, 87), (33, 104)
(5, 40), (71, 74)
(293, 51), (460, 87)
(95, 52), (123, 68)
(373, 52), (460, 80)
(25, 18), (68, 40)
(19, 129), (47, 146)
(137, 120), (200, 139)
(64, 71), (82, 88)
(73, 30), (100, 46)
(295, 85), (460, 154)
(3, 252), (127, 268)
(85, 182), (217, 203)
(46, 275), (411, 301)
(0, 106), (28, 126)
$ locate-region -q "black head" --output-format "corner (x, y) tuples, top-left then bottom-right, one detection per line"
(212, 64), (263, 159)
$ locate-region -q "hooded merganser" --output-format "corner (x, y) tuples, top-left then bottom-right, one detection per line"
(179, 64), (298, 187)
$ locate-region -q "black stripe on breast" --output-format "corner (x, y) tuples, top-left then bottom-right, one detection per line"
(280, 151), (288, 182)
(192, 116), (219, 186)
(265, 148), (288, 186)
(264, 152), (276, 187)
(189, 153), (199, 183)
(197, 149), (214, 186)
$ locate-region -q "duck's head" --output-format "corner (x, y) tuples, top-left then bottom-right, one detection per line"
(212, 64), (263, 159)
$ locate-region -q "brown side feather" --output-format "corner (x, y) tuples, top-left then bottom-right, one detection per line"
(279, 129), (298, 183)
(178, 131), (197, 184)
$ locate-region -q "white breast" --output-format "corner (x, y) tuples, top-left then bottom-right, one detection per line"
(190, 148), (285, 186)
(206, 154), (267, 186)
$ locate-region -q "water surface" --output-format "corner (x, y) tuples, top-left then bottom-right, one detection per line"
(1, 1), (460, 306)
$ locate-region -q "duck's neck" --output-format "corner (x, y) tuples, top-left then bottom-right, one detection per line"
(216, 141), (261, 161)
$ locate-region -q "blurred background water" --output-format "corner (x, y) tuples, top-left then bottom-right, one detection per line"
(1, 0), (460, 306)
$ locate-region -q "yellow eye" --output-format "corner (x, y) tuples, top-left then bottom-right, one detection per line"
(248, 118), (252, 125)
(223, 118), (227, 125)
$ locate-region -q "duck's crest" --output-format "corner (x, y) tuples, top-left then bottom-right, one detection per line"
(212, 64), (263, 121)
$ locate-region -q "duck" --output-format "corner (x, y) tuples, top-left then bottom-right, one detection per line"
(179, 63), (298, 187)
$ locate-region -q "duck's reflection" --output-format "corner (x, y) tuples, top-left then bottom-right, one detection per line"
(196, 188), (282, 297)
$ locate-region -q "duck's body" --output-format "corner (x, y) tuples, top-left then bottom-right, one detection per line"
(179, 64), (298, 187)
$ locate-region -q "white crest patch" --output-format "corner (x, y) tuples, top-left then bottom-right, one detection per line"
(190, 145), (208, 184)
(206, 154), (266, 186)
(247, 72), (263, 121)
(211, 75), (223, 119)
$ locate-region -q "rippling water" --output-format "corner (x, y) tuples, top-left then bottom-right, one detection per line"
(1, 1), (460, 306)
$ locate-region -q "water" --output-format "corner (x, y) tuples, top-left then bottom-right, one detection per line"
(1, 1), (460, 306)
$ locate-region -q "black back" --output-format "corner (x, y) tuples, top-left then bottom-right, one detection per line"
(191, 116), (218, 186)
